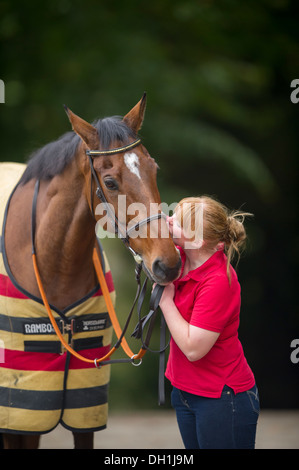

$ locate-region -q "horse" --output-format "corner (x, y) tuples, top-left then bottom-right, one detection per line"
(0, 94), (181, 449)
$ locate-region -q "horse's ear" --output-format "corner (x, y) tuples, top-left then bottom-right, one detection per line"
(123, 92), (147, 133)
(64, 105), (99, 149)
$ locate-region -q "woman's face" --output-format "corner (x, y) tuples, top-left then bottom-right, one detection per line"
(167, 214), (188, 247)
(167, 212), (205, 250)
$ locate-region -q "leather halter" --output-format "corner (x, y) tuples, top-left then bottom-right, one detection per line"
(87, 139), (166, 265)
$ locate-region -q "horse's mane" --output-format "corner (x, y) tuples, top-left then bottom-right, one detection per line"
(19, 116), (137, 184)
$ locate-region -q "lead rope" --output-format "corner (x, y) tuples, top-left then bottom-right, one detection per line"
(92, 246), (147, 362)
(32, 248), (147, 366)
(31, 180), (146, 367)
(131, 282), (167, 405)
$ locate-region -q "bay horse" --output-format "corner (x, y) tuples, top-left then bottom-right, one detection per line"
(0, 94), (181, 448)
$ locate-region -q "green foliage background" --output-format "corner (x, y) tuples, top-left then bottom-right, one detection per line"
(1, 0), (298, 409)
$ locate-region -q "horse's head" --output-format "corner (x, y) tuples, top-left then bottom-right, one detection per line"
(65, 94), (181, 285)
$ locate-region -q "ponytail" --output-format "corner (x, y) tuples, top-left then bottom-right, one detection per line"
(175, 196), (253, 284)
(223, 211), (252, 283)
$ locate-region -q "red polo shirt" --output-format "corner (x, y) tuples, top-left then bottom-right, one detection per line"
(165, 247), (255, 398)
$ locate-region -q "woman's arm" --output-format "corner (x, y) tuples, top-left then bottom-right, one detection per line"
(159, 283), (219, 362)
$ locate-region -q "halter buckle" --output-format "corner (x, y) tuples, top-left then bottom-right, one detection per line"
(133, 253), (143, 265)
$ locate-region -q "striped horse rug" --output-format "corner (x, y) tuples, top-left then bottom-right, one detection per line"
(0, 163), (115, 434)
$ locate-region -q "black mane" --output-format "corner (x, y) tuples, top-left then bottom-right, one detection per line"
(19, 116), (137, 184)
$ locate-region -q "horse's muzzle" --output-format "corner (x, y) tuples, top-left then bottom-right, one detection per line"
(151, 257), (182, 285)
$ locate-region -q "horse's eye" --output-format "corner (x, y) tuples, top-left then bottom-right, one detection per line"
(104, 177), (118, 191)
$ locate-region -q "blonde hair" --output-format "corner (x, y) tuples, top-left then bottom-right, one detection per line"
(175, 196), (253, 282)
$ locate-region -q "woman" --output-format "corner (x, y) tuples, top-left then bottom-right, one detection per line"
(159, 196), (259, 449)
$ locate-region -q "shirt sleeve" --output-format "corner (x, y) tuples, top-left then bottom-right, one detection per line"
(190, 274), (240, 333)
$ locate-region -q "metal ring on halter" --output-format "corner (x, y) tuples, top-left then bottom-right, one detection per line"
(131, 355), (142, 367)
(94, 359), (102, 369)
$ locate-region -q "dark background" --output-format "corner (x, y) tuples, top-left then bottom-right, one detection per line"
(0, 0), (298, 409)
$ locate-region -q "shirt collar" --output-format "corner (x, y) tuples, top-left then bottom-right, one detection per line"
(175, 246), (225, 283)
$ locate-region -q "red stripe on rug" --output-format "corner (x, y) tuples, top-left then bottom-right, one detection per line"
(0, 274), (29, 299)
(0, 271), (114, 300)
(0, 345), (112, 371)
(92, 270), (114, 296)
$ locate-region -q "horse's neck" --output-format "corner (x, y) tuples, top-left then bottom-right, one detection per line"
(5, 168), (97, 310)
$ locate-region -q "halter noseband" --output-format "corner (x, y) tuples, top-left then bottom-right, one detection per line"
(87, 139), (166, 265)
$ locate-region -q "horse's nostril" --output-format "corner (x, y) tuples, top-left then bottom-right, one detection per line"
(152, 258), (167, 281)
(152, 257), (181, 283)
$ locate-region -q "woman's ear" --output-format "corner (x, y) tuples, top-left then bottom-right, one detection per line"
(192, 239), (205, 249)
(184, 239), (205, 250)
(216, 242), (225, 251)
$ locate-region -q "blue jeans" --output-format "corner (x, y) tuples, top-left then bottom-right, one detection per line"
(171, 385), (259, 449)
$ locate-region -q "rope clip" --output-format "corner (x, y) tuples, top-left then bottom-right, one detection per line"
(131, 355), (142, 367)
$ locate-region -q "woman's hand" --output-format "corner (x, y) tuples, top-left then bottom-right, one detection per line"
(154, 283), (219, 362)
(154, 282), (175, 312)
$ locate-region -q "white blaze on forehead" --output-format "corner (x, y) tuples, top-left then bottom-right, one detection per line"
(124, 152), (141, 180)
